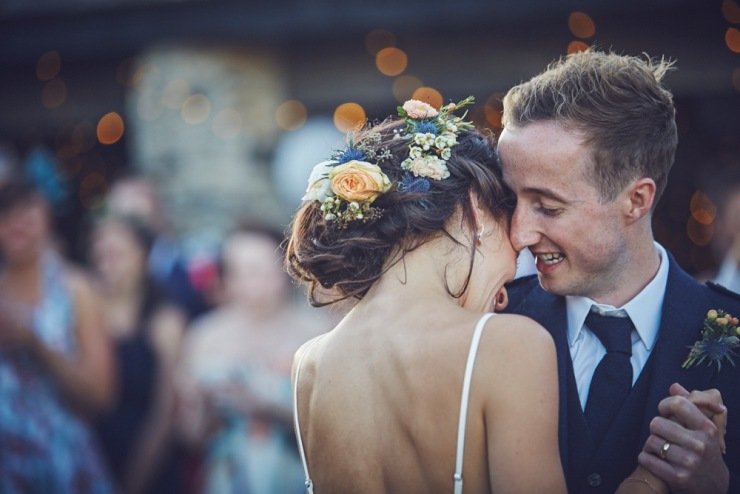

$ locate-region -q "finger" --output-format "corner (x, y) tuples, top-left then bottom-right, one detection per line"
(688, 388), (725, 414)
(657, 396), (716, 430)
(649, 416), (709, 453)
(669, 382), (690, 398)
(637, 450), (676, 485)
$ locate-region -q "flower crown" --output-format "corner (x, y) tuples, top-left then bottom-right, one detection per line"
(302, 96), (475, 227)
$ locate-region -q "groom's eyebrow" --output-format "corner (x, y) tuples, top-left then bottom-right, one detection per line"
(522, 186), (569, 204)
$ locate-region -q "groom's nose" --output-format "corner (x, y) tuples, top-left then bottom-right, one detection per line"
(510, 206), (539, 251)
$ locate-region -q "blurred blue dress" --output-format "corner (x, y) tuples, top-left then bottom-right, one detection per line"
(195, 360), (304, 494)
(0, 251), (113, 494)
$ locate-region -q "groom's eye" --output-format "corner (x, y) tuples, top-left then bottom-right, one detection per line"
(537, 205), (562, 217)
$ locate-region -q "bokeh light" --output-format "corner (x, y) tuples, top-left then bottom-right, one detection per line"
(276, 100), (308, 131)
(181, 94), (211, 125)
(411, 87), (443, 109)
(333, 102), (366, 132)
(686, 216), (714, 246)
(722, 0), (740, 23)
(567, 40), (590, 54)
(365, 29), (396, 56)
(568, 12), (596, 39)
(162, 79), (191, 109)
(376, 47), (408, 76)
(689, 190), (717, 225)
(41, 78), (67, 108)
(484, 94), (504, 129)
(97, 112), (125, 145)
(37, 50), (61, 81)
(392, 75), (423, 103)
(726, 27), (740, 53)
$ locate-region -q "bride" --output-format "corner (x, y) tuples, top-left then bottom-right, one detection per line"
(285, 97), (719, 494)
(286, 98), (566, 493)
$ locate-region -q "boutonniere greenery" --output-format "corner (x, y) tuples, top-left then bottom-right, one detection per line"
(682, 309), (740, 370)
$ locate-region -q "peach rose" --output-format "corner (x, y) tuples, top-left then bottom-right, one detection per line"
(402, 99), (439, 119)
(329, 160), (391, 203)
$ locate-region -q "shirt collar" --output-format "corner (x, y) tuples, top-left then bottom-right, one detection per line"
(566, 242), (669, 351)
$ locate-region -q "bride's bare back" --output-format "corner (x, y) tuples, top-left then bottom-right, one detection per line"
(294, 301), (565, 494)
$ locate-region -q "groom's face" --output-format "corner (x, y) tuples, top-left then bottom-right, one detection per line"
(497, 120), (630, 303)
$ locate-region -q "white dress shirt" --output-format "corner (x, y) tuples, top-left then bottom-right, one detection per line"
(565, 242), (670, 410)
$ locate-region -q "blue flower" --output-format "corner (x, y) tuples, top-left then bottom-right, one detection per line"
(413, 121), (439, 135)
(334, 147), (366, 164)
(398, 174), (431, 194)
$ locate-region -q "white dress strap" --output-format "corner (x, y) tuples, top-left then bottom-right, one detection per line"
(293, 335), (324, 494)
(453, 312), (495, 494)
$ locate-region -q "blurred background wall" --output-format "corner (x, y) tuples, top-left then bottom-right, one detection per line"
(0, 0), (738, 274)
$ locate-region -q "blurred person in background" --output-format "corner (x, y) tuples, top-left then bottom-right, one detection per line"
(107, 175), (210, 320)
(90, 214), (187, 494)
(176, 222), (321, 494)
(0, 177), (115, 493)
(705, 168), (740, 293)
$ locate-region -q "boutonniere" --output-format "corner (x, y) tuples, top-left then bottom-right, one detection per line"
(682, 309), (740, 370)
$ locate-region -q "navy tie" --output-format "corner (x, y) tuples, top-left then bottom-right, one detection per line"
(584, 311), (634, 445)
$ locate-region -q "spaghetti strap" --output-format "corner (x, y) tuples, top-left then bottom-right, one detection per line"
(292, 335), (324, 494)
(453, 312), (495, 494)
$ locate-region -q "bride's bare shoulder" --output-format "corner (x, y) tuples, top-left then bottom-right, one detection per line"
(480, 313), (555, 359)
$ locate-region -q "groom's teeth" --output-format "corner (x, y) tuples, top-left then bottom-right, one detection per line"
(538, 253), (564, 265)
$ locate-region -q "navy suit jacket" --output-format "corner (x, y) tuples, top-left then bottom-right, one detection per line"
(505, 252), (740, 493)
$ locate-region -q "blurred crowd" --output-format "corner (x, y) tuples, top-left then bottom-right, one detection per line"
(0, 166), (330, 494)
(0, 149), (737, 494)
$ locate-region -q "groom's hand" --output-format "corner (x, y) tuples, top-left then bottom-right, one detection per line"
(638, 383), (729, 494)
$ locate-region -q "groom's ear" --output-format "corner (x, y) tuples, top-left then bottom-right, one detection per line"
(622, 177), (656, 224)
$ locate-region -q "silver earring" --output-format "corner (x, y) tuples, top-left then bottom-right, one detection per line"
(476, 225), (485, 245)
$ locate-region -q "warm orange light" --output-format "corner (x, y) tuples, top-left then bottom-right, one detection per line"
(333, 102), (366, 132)
(275, 100), (308, 131)
(567, 40), (590, 54)
(97, 112), (125, 145)
(686, 217), (714, 246)
(568, 12), (596, 39)
(181, 94), (211, 125)
(365, 29), (397, 56)
(212, 108), (243, 140)
(376, 47), (408, 77)
(484, 94), (503, 129)
(37, 51), (61, 81)
(726, 27), (740, 53)
(722, 0), (740, 23)
(392, 75), (423, 103)
(690, 191), (717, 225)
(411, 87), (443, 109)
(41, 78), (67, 109)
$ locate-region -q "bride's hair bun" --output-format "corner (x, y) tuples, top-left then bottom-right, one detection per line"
(286, 111), (512, 306)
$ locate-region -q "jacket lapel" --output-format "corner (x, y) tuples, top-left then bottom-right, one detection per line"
(639, 254), (716, 439)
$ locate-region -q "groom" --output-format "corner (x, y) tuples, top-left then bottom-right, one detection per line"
(498, 50), (740, 493)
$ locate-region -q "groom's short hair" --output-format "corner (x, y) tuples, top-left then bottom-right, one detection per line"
(502, 50), (677, 206)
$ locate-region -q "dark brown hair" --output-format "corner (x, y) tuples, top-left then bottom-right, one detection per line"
(286, 119), (513, 306)
(502, 50), (678, 205)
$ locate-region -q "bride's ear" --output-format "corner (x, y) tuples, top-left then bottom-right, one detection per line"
(468, 190), (485, 233)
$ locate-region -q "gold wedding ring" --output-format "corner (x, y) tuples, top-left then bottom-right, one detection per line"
(659, 441), (671, 460)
